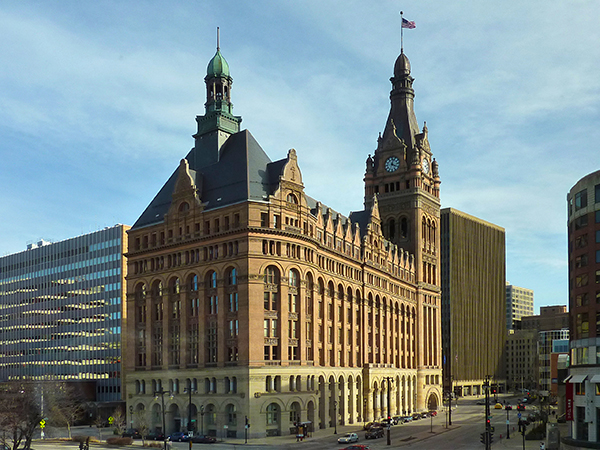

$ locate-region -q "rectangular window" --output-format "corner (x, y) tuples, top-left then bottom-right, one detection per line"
(576, 235), (588, 248)
(597, 270), (600, 284)
(575, 253), (587, 269)
(575, 215), (589, 230)
(271, 319), (278, 337)
(575, 189), (588, 211)
(576, 383), (586, 395)
(596, 184), (600, 203)
(204, 221), (210, 235)
(261, 213), (269, 228)
(597, 230), (600, 243)
(596, 211), (600, 223)
(577, 293), (589, 306)
(228, 293), (238, 312)
(264, 320), (269, 337)
(597, 250), (600, 264)
(234, 213), (240, 228)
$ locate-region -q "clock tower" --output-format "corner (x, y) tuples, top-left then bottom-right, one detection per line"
(364, 50), (440, 265)
(364, 50), (442, 410)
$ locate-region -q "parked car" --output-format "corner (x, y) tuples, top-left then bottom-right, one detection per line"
(340, 446), (370, 450)
(146, 431), (165, 441)
(420, 412), (429, 419)
(476, 400), (486, 405)
(411, 413), (421, 420)
(190, 435), (217, 443)
(428, 410), (438, 417)
(365, 426), (384, 439)
(169, 431), (189, 442)
(122, 428), (141, 438)
(338, 433), (359, 444)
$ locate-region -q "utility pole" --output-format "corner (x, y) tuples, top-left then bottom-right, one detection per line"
(154, 388), (171, 450)
(384, 377), (393, 445)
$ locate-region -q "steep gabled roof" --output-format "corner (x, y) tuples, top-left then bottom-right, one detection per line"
(132, 129), (272, 229)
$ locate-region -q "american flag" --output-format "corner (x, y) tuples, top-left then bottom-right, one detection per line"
(402, 17), (416, 29)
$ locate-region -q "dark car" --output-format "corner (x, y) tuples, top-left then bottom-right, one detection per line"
(505, 404), (513, 410)
(169, 431), (189, 442)
(190, 435), (217, 443)
(146, 431), (165, 441)
(517, 403), (526, 411)
(365, 426), (384, 439)
(411, 413), (421, 420)
(122, 428), (141, 439)
(340, 446), (370, 450)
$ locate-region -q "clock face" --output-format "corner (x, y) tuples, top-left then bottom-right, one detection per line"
(422, 158), (430, 174)
(385, 156), (400, 173)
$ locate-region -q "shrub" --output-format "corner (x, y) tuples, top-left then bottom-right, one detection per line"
(525, 423), (546, 440)
(142, 442), (162, 448)
(72, 436), (99, 443)
(106, 436), (134, 445)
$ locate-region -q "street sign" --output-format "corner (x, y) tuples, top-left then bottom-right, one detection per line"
(506, 420), (510, 425)
(518, 412), (522, 418)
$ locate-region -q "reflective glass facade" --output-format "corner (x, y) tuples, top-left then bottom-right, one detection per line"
(0, 225), (128, 403)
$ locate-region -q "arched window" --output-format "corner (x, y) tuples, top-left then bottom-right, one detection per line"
(189, 274), (198, 292)
(264, 266), (279, 284)
(179, 202), (189, 212)
(388, 218), (396, 240)
(287, 193), (298, 204)
(266, 403), (279, 425)
(226, 404), (237, 426)
(227, 267), (237, 285)
(400, 217), (409, 239)
(289, 269), (298, 287)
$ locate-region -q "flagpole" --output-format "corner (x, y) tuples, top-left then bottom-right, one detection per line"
(400, 11), (404, 53)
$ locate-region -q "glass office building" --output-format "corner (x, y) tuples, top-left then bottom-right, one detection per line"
(0, 225), (129, 405)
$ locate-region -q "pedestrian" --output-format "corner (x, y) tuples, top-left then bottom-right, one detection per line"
(540, 442), (545, 450)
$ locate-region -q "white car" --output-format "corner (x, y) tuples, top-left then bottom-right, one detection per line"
(337, 432), (359, 444)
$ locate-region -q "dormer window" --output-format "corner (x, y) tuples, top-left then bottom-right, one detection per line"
(179, 202), (189, 212)
(287, 193), (298, 204)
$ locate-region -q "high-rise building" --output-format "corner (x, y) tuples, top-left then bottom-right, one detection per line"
(440, 208), (506, 396)
(505, 329), (538, 392)
(124, 42), (442, 439)
(506, 282), (534, 330)
(565, 169), (600, 444)
(0, 225), (129, 415)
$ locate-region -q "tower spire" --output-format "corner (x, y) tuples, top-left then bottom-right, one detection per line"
(217, 26), (220, 51)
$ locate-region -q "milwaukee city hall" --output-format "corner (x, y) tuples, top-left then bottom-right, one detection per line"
(125, 39), (442, 439)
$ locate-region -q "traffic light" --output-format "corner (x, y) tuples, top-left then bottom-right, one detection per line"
(489, 432), (494, 444)
(480, 432), (487, 445)
(486, 418), (491, 428)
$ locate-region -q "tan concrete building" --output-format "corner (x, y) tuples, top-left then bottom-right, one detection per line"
(440, 208), (506, 396)
(124, 44), (442, 439)
(505, 329), (538, 391)
(506, 282), (534, 330)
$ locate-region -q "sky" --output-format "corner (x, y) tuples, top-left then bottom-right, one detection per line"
(1, 1), (599, 313)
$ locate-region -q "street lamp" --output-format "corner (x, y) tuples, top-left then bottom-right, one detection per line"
(200, 405), (205, 436)
(183, 386), (196, 434)
(129, 405), (133, 431)
(154, 388), (171, 450)
(333, 401), (338, 434)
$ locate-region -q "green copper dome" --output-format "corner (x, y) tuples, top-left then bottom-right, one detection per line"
(206, 49), (230, 78)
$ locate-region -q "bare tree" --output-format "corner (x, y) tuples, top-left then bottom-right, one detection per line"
(45, 382), (84, 439)
(111, 407), (126, 436)
(134, 408), (151, 445)
(0, 382), (42, 450)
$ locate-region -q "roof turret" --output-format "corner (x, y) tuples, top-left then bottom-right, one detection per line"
(206, 49), (230, 79)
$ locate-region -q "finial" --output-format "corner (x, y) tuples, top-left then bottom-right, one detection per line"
(217, 27), (220, 51)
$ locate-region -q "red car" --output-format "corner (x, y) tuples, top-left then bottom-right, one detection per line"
(517, 404), (526, 411)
